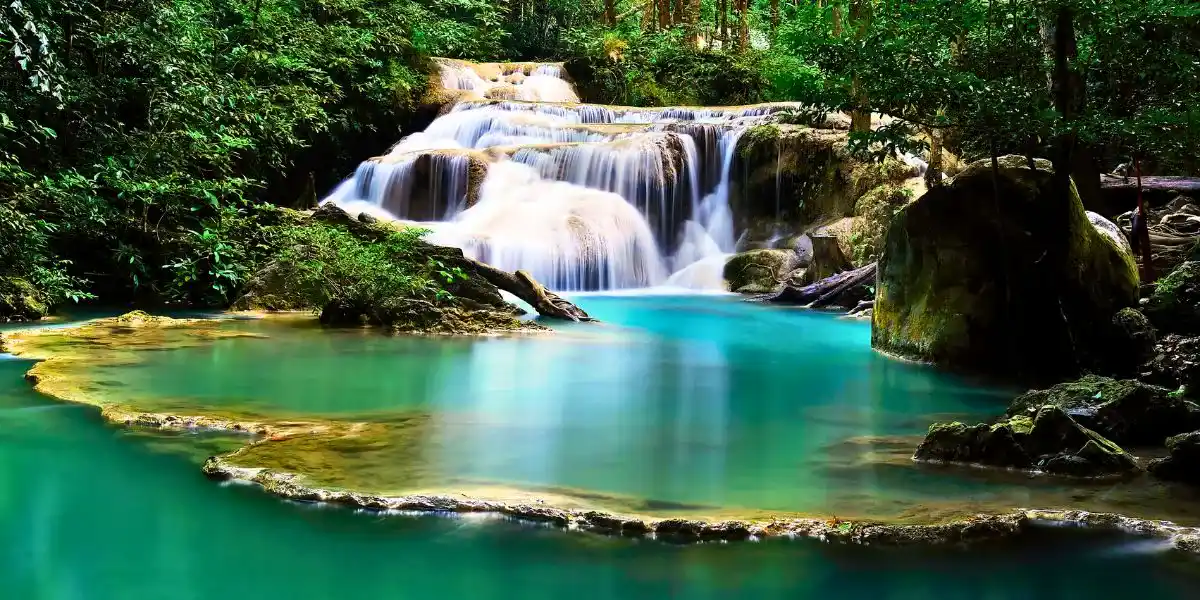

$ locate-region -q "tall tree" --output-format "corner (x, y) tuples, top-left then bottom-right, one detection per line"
(736, 0), (749, 52)
(848, 0), (872, 133)
(658, 0), (671, 29)
(604, 0), (616, 26)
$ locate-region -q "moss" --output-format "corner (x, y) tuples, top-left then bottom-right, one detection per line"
(0, 277), (48, 322)
(738, 124), (782, 160)
(1007, 375), (1197, 446)
(872, 156), (1139, 382)
(915, 405), (1139, 477)
(849, 184), (911, 265)
(723, 249), (795, 293)
(1145, 261), (1200, 334)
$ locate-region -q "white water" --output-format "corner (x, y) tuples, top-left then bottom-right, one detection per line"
(323, 60), (800, 291)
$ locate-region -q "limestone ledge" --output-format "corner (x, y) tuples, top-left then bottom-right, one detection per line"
(200, 456), (1200, 553)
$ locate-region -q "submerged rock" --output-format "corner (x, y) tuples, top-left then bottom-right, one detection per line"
(0, 277), (47, 322)
(914, 405), (1140, 478)
(1006, 375), (1199, 446)
(873, 156), (1140, 381)
(1148, 431), (1200, 484)
(723, 249), (798, 294)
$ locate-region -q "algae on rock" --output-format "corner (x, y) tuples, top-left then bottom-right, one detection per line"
(914, 405), (1140, 478)
(235, 204), (544, 335)
(873, 156), (1140, 381)
(1006, 375), (1200, 446)
(1148, 430), (1200, 484)
(0, 277), (48, 322)
(723, 249), (800, 294)
(1145, 261), (1200, 335)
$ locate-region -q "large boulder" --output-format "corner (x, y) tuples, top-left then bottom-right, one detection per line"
(1006, 375), (1200, 446)
(0, 277), (47, 322)
(873, 156), (1140, 381)
(1148, 431), (1200, 483)
(1144, 261), (1200, 335)
(914, 405), (1140, 478)
(723, 249), (798, 294)
(729, 124), (918, 243)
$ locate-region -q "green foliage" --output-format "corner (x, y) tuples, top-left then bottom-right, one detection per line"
(267, 222), (444, 312)
(564, 29), (771, 107)
(0, 0), (487, 312)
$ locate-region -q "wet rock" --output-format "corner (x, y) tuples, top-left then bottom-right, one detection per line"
(914, 419), (1033, 468)
(653, 518), (706, 541)
(1145, 261), (1200, 335)
(1143, 334), (1200, 395)
(1148, 431), (1200, 484)
(915, 405), (1140, 478)
(873, 156), (1140, 381)
(1105, 308), (1158, 375)
(849, 183), (913, 265)
(576, 511), (646, 535)
(723, 249), (797, 294)
(0, 277), (46, 322)
(698, 521), (752, 541)
(1007, 375), (1198, 446)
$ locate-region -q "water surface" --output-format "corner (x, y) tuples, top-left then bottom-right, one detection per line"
(46, 296), (1200, 523)
(1, 353), (1199, 599)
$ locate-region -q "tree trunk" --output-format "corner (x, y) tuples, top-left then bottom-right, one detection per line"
(848, 0), (872, 133)
(658, 0), (672, 29)
(684, 0), (701, 46)
(719, 0), (728, 44)
(673, 0), (683, 26)
(644, 0), (657, 32)
(925, 127), (943, 188)
(604, 0), (616, 26)
(832, 2), (844, 37)
(737, 0), (749, 52)
(462, 259), (593, 322)
(771, 0), (780, 33)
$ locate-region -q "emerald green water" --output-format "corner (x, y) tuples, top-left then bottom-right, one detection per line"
(1, 354), (1199, 598)
(51, 296), (1200, 523)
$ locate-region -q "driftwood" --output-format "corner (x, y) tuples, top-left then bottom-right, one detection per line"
(463, 258), (593, 322)
(769, 262), (877, 309)
(1101, 175), (1200, 193)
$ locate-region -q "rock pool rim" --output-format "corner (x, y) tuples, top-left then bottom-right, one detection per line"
(4, 313), (1200, 554)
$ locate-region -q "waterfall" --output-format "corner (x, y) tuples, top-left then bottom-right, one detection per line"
(426, 162), (668, 290)
(323, 59), (787, 291)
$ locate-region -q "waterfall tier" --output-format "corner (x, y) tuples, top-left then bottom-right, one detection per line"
(322, 59), (900, 291)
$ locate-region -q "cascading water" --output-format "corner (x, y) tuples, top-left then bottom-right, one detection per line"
(323, 59), (798, 291)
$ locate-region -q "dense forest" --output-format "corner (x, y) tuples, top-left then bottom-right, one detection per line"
(2, 0), (1198, 317)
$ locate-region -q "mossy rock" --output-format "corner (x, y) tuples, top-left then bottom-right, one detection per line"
(1108, 308), (1158, 375)
(729, 126), (917, 239)
(914, 405), (1139, 478)
(237, 204), (526, 334)
(1148, 430), (1200, 484)
(872, 156), (1139, 382)
(1145, 261), (1200, 335)
(849, 183), (912, 265)
(723, 249), (796, 294)
(0, 277), (48, 322)
(1006, 375), (1198, 446)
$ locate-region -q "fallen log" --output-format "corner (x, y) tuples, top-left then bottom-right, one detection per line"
(1101, 175), (1200, 193)
(769, 262), (877, 309)
(461, 258), (593, 322)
